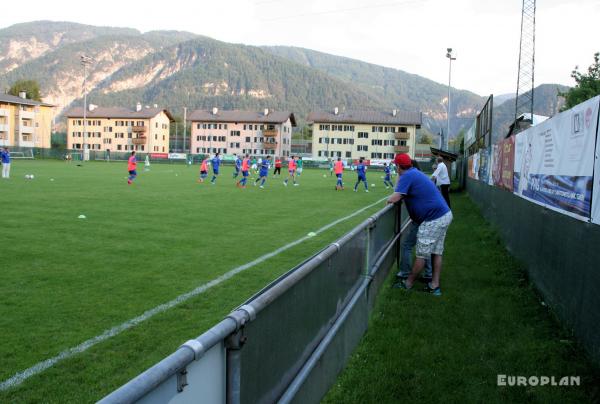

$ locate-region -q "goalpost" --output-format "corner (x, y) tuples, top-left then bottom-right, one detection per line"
(10, 150), (34, 159)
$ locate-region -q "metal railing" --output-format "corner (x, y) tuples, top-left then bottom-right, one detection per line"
(99, 203), (408, 404)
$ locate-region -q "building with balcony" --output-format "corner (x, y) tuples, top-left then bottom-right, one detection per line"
(0, 92), (55, 148)
(189, 108), (296, 157)
(308, 108), (422, 162)
(65, 103), (173, 153)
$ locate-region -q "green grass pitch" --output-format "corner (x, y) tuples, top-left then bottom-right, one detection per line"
(0, 159), (393, 402)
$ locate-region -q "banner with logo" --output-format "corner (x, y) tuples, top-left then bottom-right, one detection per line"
(467, 152), (479, 180)
(478, 148), (490, 184)
(591, 99), (600, 225)
(488, 145), (497, 185)
(514, 96), (599, 221)
(496, 137), (515, 191)
(491, 143), (502, 186)
(168, 153), (187, 160)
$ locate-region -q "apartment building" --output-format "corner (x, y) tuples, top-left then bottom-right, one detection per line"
(308, 108), (422, 161)
(189, 108), (296, 157)
(0, 92), (55, 148)
(65, 103), (173, 153)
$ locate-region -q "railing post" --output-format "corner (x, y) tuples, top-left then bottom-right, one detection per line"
(395, 202), (402, 272)
(226, 329), (246, 404)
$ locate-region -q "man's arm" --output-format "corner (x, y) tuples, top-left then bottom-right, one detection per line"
(387, 192), (404, 204)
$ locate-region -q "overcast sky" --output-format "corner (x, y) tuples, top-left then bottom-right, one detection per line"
(1, 0), (598, 96)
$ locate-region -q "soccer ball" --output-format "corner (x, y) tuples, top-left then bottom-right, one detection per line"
(323, 174), (327, 178)
(25, 174), (34, 180)
(30, 174), (35, 180)
(371, 184), (375, 187)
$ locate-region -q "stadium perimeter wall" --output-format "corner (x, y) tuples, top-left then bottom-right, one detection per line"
(466, 178), (600, 366)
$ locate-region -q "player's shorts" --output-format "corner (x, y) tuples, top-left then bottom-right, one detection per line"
(357, 174), (366, 181)
(416, 211), (453, 258)
(259, 170), (268, 177)
(242, 170), (249, 177)
(234, 167), (240, 173)
(200, 170), (207, 175)
(297, 167), (303, 173)
(128, 170), (137, 176)
(251, 164), (257, 170)
(336, 173), (342, 179)
(213, 169), (220, 175)
(289, 169), (296, 175)
(385, 175), (391, 181)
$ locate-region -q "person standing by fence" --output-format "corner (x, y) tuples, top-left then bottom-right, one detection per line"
(431, 157), (451, 209)
(1, 147), (10, 179)
(388, 153), (452, 296)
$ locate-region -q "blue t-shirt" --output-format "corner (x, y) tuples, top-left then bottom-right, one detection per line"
(211, 157), (221, 171)
(357, 163), (366, 177)
(384, 166), (390, 177)
(395, 168), (449, 224)
(1, 151), (9, 164)
(235, 158), (242, 169)
(260, 160), (270, 176)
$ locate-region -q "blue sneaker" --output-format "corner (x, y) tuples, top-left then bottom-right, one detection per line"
(393, 279), (412, 290)
(424, 282), (442, 296)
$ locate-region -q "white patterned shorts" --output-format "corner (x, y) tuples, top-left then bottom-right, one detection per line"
(416, 211), (453, 258)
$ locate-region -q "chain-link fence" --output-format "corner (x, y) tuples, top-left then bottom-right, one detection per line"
(99, 203), (409, 404)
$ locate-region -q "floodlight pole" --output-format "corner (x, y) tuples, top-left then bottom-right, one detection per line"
(445, 48), (456, 151)
(183, 107), (187, 154)
(81, 55), (93, 161)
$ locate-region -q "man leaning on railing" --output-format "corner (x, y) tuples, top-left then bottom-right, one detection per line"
(387, 153), (453, 296)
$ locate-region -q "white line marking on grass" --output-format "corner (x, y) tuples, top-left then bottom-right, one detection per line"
(0, 197), (387, 391)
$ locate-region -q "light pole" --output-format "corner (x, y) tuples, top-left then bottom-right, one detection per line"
(80, 54), (93, 161)
(445, 48), (456, 151)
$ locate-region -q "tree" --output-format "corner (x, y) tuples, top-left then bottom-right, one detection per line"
(560, 52), (600, 110)
(8, 80), (42, 101)
(418, 133), (433, 144)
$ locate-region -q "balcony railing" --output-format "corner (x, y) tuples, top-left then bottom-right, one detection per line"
(20, 125), (34, 134)
(263, 129), (278, 137)
(0, 124), (9, 132)
(132, 125), (147, 133)
(263, 142), (277, 150)
(19, 110), (35, 120)
(394, 132), (410, 140)
(394, 145), (410, 153)
(0, 108), (9, 117)
(132, 137), (147, 145)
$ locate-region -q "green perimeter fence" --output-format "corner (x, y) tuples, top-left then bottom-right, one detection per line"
(99, 203), (410, 403)
(466, 178), (600, 366)
(8, 147), (426, 172)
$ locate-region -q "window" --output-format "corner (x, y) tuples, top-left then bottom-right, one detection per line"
(224, 124), (228, 130)
(230, 130), (240, 137)
(245, 137), (251, 142)
(345, 151), (352, 158)
(319, 124), (331, 131)
(399, 127), (407, 133)
(358, 132), (368, 139)
(117, 145), (122, 150)
(343, 125), (355, 131)
(357, 145), (368, 151)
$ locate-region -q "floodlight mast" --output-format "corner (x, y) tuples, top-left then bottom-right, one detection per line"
(445, 48), (456, 151)
(81, 54), (93, 161)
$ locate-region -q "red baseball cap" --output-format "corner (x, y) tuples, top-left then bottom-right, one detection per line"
(394, 153), (412, 167)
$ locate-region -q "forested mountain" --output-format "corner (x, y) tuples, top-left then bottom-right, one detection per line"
(0, 21), (569, 138)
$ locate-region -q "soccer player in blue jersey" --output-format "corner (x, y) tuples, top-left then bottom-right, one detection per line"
(232, 154), (242, 179)
(210, 152), (221, 185)
(353, 157), (369, 192)
(254, 155), (271, 188)
(383, 162), (394, 189)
